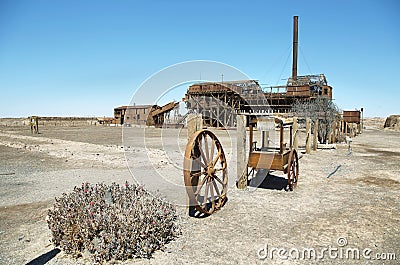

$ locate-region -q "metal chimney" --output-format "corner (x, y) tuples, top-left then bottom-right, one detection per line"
(292, 16), (298, 82)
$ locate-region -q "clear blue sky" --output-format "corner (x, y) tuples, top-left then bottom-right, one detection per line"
(0, 0), (399, 118)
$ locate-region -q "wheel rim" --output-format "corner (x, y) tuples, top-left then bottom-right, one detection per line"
(184, 130), (228, 215)
(287, 150), (299, 191)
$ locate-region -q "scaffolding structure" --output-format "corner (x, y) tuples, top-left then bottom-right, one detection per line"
(184, 80), (271, 127)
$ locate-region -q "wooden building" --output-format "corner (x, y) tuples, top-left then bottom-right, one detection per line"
(341, 110), (361, 136)
(114, 105), (155, 126)
(114, 101), (179, 127)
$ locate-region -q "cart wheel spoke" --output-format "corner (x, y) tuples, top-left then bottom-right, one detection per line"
(210, 137), (215, 162)
(204, 135), (210, 163)
(213, 175), (224, 185)
(203, 180), (209, 206)
(197, 136), (208, 165)
(193, 156), (207, 169)
(194, 175), (208, 196)
(212, 150), (222, 166)
(209, 180), (216, 210)
(212, 179), (221, 197)
(191, 171), (203, 178)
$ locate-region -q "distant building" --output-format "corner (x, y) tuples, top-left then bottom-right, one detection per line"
(343, 110), (360, 124)
(97, 117), (117, 125)
(114, 101), (179, 127)
(114, 105), (155, 126)
(125, 105), (155, 126)
(114, 106), (128, 125)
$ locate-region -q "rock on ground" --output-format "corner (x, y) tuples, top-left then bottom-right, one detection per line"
(384, 114), (400, 130)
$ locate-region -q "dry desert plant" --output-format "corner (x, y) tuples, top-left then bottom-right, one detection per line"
(47, 182), (181, 263)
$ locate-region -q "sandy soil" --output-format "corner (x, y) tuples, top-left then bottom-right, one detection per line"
(0, 121), (399, 264)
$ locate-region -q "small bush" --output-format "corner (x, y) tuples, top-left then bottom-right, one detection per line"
(47, 182), (180, 263)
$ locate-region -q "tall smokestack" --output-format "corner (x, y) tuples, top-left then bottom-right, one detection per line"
(292, 16), (298, 82)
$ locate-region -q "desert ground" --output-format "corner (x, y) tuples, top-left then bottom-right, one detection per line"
(0, 118), (399, 264)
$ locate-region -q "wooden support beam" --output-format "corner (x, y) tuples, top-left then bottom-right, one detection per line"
(187, 114), (202, 141)
(306, 117), (311, 154)
(249, 125), (253, 152)
(217, 102), (220, 128)
(293, 117), (298, 152)
(237, 114), (247, 189)
(329, 122), (336, 144)
(313, 118), (318, 151)
(279, 124), (284, 154)
(261, 131), (269, 149)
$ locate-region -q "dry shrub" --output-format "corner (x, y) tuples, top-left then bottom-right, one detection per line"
(47, 182), (180, 263)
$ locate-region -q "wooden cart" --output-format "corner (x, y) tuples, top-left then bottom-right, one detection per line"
(183, 116), (299, 215)
(246, 117), (299, 191)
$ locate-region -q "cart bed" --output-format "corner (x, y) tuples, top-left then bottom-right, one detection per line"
(248, 150), (290, 171)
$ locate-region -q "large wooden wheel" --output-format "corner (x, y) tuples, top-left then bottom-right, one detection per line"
(287, 149), (299, 191)
(184, 130), (228, 215)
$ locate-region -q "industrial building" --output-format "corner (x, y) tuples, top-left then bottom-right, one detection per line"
(184, 16), (333, 127)
(114, 101), (179, 127)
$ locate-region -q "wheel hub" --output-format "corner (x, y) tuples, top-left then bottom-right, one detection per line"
(206, 165), (215, 176)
